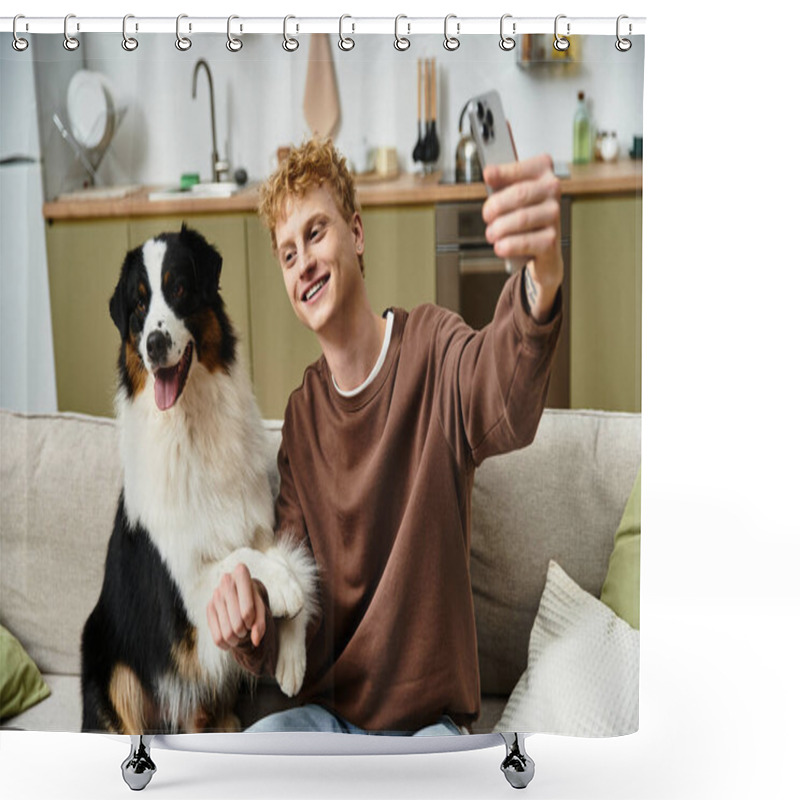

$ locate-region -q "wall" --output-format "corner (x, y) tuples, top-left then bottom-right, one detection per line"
(73, 33), (644, 190)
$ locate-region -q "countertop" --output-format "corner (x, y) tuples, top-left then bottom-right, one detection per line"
(42, 159), (642, 221)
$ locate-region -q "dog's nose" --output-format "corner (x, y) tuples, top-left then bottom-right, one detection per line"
(146, 330), (168, 365)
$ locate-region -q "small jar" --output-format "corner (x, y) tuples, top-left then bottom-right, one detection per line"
(599, 131), (620, 162)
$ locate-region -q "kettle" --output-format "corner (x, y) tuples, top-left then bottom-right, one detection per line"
(455, 101), (481, 183)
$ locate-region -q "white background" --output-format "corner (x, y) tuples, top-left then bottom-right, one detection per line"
(2, 1), (799, 799)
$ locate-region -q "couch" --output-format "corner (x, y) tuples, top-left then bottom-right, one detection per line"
(0, 407), (640, 734)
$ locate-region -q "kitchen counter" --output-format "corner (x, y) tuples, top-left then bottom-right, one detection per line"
(42, 160), (642, 220)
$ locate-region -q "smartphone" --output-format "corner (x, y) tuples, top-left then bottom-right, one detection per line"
(467, 90), (525, 273)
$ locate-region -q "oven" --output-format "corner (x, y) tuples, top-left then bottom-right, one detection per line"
(435, 199), (571, 408)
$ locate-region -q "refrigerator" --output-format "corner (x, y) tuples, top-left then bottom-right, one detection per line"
(0, 33), (57, 413)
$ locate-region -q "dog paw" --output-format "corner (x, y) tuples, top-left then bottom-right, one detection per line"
(265, 569), (304, 619)
(275, 639), (306, 698)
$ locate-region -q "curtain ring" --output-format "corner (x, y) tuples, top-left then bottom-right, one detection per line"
(175, 14), (192, 51)
(227, 15), (243, 52)
(283, 15), (299, 52)
(553, 14), (570, 52)
(394, 15), (410, 51)
(615, 15), (632, 52)
(443, 14), (460, 51)
(63, 13), (80, 51)
(122, 14), (139, 52)
(339, 15), (355, 51)
(12, 15), (29, 52)
(499, 14), (516, 51)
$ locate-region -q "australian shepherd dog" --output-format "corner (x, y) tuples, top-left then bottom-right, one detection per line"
(81, 224), (316, 733)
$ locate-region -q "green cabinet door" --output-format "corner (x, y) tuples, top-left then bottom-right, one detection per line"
(129, 215), (252, 376)
(45, 219), (130, 417)
(45, 207), (436, 421)
(361, 205), (436, 313)
(245, 215), (321, 420)
(570, 193), (642, 413)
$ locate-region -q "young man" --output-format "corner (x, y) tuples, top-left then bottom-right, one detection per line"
(207, 138), (563, 734)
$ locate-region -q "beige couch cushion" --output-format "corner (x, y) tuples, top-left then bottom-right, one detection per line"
(1, 411), (120, 675)
(494, 560), (639, 736)
(471, 409), (640, 695)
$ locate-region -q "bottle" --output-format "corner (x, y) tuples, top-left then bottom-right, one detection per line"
(573, 91), (591, 165)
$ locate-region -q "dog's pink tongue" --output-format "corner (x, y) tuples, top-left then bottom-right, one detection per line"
(154, 368), (179, 411)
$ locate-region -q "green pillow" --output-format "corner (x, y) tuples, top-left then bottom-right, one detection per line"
(600, 469), (641, 629)
(0, 624), (51, 720)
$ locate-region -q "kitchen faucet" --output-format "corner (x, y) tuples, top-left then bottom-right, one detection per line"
(191, 58), (229, 183)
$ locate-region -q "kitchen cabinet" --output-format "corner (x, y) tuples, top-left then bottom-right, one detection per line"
(44, 219), (130, 418)
(570, 193), (642, 413)
(43, 177), (641, 418)
(245, 215), (321, 420)
(45, 206), (436, 419)
(360, 205), (437, 314)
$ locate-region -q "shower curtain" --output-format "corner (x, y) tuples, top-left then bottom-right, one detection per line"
(0, 16), (643, 743)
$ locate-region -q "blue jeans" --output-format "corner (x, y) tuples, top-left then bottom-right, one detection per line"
(246, 703), (462, 736)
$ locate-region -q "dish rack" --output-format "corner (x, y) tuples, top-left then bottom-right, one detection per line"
(52, 106), (128, 187)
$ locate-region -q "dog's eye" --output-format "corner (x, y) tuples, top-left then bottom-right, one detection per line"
(174, 284), (185, 299)
(136, 298), (146, 314)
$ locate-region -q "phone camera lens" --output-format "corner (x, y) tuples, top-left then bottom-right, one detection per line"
(477, 102), (485, 121)
(482, 123), (491, 142)
(486, 110), (494, 127)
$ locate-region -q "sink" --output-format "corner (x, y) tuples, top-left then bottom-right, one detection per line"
(148, 181), (239, 202)
(189, 181), (239, 198)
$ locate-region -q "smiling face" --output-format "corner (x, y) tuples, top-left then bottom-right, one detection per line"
(275, 184), (365, 336)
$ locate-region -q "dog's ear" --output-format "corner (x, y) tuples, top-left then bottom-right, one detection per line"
(109, 249), (137, 339)
(179, 223), (222, 303)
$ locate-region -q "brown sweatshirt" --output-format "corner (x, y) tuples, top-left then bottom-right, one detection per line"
(236, 271), (562, 731)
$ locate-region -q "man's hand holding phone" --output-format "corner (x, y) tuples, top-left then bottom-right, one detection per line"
(482, 155), (564, 324)
(467, 90), (563, 324)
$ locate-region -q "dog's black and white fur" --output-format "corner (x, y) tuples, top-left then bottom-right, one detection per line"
(81, 225), (316, 733)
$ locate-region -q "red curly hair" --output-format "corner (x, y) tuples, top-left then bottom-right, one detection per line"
(258, 138), (364, 276)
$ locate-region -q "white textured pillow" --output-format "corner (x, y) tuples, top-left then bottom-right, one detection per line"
(495, 560), (639, 736)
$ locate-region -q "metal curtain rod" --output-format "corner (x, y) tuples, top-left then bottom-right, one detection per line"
(1, 15), (646, 37)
